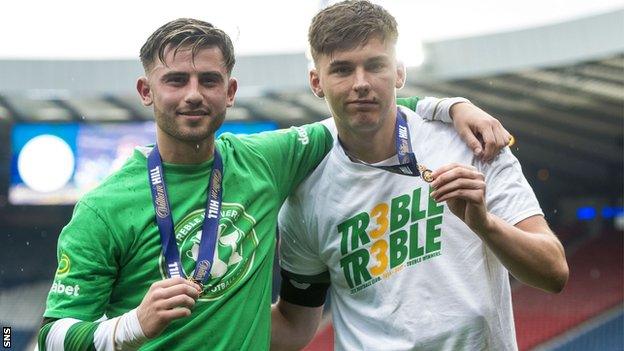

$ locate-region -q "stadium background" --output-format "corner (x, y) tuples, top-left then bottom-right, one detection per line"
(0, 2), (622, 350)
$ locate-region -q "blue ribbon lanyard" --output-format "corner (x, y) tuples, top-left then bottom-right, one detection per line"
(341, 109), (433, 181)
(147, 144), (223, 287)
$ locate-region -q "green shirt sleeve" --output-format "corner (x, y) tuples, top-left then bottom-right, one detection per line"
(38, 319), (100, 351)
(44, 201), (119, 321)
(233, 122), (333, 201)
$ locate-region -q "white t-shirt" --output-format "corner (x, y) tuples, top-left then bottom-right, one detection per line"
(278, 106), (543, 351)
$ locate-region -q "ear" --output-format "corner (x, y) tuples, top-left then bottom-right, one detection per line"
(137, 77), (153, 106)
(309, 68), (324, 98)
(395, 61), (406, 89)
(226, 77), (238, 107)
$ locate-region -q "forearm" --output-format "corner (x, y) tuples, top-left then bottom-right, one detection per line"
(478, 215), (568, 293)
(270, 305), (303, 351)
(271, 301), (322, 351)
(415, 96), (470, 123)
(38, 309), (147, 351)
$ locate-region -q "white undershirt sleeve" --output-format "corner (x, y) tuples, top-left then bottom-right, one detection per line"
(93, 308), (147, 351)
(416, 97), (471, 123)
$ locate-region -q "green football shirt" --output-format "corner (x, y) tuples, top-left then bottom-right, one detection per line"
(43, 123), (332, 350)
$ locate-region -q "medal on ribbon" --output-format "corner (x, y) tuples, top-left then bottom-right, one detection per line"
(147, 144), (223, 289)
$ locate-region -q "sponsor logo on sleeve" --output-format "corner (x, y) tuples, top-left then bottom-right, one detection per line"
(51, 253), (81, 297)
(56, 253), (71, 277)
(50, 280), (81, 297)
(293, 126), (309, 145)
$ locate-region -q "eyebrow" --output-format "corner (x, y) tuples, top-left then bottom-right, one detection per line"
(328, 55), (389, 67)
(328, 60), (353, 68)
(160, 71), (224, 82)
(199, 71), (224, 82)
(160, 71), (186, 80)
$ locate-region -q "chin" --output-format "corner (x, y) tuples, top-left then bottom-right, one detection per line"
(161, 124), (217, 143)
(350, 114), (383, 131)
(182, 125), (221, 142)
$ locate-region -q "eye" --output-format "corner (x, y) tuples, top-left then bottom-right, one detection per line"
(330, 65), (353, 76)
(367, 62), (385, 72)
(199, 73), (223, 87)
(165, 75), (187, 85)
(201, 77), (218, 87)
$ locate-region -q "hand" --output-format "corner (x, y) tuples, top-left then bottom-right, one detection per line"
(136, 277), (202, 339)
(430, 163), (493, 235)
(450, 102), (512, 162)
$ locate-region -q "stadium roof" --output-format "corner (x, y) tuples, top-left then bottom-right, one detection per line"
(0, 10), (621, 206)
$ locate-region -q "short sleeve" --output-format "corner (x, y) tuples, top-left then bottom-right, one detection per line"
(278, 196), (328, 280)
(480, 148), (544, 225)
(44, 201), (118, 321)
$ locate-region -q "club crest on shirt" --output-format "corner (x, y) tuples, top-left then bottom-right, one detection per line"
(158, 203), (259, 301)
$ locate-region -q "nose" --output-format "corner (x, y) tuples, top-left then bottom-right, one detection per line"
(184, 78), (203, 106)
(352, 67), (371, 97)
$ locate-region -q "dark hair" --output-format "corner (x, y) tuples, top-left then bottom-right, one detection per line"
(308, 0), (398, 63)
(140, 18), (235, 74)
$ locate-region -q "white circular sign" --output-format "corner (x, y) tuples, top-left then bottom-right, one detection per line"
(17, 134), (75, 193)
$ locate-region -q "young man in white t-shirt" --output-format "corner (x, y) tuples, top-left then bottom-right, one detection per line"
(270, 1), (569, 350)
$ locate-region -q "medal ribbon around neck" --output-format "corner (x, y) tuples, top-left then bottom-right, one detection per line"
(341, 109), (434, 182)
(147, 144), (223, 288)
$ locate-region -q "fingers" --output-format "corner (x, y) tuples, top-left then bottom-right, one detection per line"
(137, 277), (202, 338)
(431, 178), (484, 203)
(459, 130), (483, 157)
(151, 277), (201, 293)
(161, 294), (197, 310)
(430, 163), (477, 182)
(159, 307), (192, 320)
(430, 164), (485, 202)
(482, 120), (513, 162)
(152, 282), (201, 301)
(492, 125), (506, 153)
(468, 119), (509, 163)
(493, 121), (511, 150)
(497, 122), (512, 147)
(479, 125), (497, 162)
(450, 103), (510, 162)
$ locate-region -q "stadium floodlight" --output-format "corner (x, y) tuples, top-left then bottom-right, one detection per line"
(17, 134), (75, 193)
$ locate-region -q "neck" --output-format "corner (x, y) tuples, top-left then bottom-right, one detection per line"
(337, 109), (398, 164)
(156, 132), (215, 164)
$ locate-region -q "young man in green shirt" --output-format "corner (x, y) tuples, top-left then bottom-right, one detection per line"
(38, 18), (511, 350)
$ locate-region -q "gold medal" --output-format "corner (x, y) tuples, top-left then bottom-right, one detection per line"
(188, 277), (204, 291)
(508, 135), (515, 147)
(418, 164), (434, 183)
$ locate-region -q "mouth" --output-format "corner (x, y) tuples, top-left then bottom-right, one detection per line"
(177, 110), (210, 119)
(346, 100), (378, 111)
(347, 99), (377, 106)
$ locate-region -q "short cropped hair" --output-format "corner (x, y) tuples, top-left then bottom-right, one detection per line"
(308, 0), (398, 63)
(140, 18), (235, 74)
